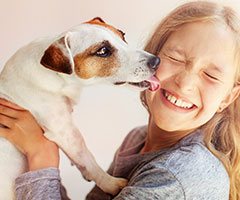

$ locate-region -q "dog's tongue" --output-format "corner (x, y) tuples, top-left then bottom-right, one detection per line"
(147, 76), (160, 91)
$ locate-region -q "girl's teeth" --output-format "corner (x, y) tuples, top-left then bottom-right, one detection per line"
(170, 96), (177, 104)
(175, 99), (183, 107)
(164, 91), (193, 109)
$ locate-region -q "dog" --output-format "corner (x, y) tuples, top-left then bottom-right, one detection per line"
(0, 17), (160, 199)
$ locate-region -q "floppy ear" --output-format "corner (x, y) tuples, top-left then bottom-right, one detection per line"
(89, 17), (106, 24)
(40, 33), (73, 74)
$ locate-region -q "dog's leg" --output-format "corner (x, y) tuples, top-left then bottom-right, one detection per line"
(45, 128), (127, 195)
(39, 109), (127, 195)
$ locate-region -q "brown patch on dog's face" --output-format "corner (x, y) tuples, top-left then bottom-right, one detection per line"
(85, 17), (126, 42)
(74, 40), (119, 79)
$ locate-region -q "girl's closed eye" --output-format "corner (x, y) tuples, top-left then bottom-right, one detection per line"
(163, 52), (186, 64)
(202, 66), (224, 83)
(203, 71), (220, 81)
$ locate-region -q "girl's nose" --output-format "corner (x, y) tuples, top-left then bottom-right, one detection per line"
(174, 71), (197, 93)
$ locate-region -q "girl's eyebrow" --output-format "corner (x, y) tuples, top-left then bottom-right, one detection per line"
(165, 46), (186, 56)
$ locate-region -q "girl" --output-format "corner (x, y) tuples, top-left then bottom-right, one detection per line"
(0, 1), (240, 199)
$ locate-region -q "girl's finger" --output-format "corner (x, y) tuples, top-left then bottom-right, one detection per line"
(0, 114), (15, 129)
(0, 104), (22, 119)
(0, 98), (25, 110)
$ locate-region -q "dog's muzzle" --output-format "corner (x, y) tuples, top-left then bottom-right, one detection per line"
(115, 55), (161, 91)
(147, 56), (160, 72)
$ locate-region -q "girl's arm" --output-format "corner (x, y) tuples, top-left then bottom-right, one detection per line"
(0, 99), (62, 199)
(0, 98), (59, 170)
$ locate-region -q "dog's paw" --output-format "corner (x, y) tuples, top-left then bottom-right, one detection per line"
(101, 176), (128, 196)
(115, 177), (128, 190)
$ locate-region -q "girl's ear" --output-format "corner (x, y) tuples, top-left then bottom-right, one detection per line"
(217, 84), (240, 112)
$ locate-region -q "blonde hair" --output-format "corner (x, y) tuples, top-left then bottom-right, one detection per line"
(141, 1), (240, 199)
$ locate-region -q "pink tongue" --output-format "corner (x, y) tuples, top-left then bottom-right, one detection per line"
(147, 76), (160, 91)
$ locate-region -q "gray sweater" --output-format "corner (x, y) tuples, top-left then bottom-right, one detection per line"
(15, 126), (230, 200)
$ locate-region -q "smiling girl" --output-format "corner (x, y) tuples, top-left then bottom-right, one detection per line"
(0, 1), (240, 199)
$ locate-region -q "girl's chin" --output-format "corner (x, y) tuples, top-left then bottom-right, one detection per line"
(153, 117), (197, 133)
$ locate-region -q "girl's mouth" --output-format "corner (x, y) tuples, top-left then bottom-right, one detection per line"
(162, 89), (196, 110)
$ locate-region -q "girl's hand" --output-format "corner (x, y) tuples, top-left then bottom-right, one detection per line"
(0, 98), (59, 171)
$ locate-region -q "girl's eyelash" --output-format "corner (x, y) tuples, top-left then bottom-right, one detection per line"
(163, 52), (220, 82)
(204, 72), (218, 81)
(169, 56), (180, 61)
(164, 53), (184, 63)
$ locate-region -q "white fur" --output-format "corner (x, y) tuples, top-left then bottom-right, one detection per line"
(0, 22), (157, 199)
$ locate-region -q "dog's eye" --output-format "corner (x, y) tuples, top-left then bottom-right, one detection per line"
(95, 46), (112, 57)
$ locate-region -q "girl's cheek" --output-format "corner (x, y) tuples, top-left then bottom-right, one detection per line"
(156, 59), (181, 82)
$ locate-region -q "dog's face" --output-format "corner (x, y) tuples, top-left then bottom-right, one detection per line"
(40, 17), (160, 90)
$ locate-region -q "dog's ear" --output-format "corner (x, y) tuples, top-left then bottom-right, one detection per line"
(40, 34), (73, 74)
(88, 17), (106, 24)
(85, 17), (126, 42)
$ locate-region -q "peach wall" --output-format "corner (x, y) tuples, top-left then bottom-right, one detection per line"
(1, 0), (239, 199)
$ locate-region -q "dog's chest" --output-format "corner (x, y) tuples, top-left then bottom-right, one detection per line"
(0, 137), (27, 178)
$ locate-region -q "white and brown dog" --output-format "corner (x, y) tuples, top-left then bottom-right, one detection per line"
(0, 17), (160, 199)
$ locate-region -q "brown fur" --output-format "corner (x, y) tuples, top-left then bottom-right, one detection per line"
(74, 41), (119, 79)
(41, 18), (125, 77)
(40, 37), (72, 74)
(85, 17), (126, 42)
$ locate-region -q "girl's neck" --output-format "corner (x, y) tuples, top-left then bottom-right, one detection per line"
(140, 117), (194, 154)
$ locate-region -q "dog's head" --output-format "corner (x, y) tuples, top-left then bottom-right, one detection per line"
(40, 17), (160, 90)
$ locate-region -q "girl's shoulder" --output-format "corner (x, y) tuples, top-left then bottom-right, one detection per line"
(115, 128), (229, 199)
(164, 138), (228, 179)
(147, 131), (230, 198)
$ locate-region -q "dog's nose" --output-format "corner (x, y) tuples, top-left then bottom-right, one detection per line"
(147, 56), (160, 71)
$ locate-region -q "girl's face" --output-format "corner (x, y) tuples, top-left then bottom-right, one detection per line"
(146, 21), (239, 132)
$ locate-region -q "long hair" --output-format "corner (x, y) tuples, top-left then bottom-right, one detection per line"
(141, 1), (240, 199)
